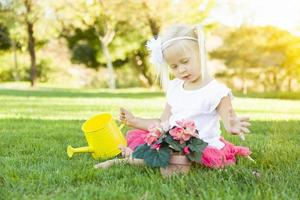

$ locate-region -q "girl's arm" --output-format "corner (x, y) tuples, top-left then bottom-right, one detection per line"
(216, 96), (250, 139)
(120, 103), (172, 130)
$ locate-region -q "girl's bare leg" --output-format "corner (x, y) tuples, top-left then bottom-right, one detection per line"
(94, 146), (144, 169)
(246, 155), (256, 163)
(94, 157), (144, 169)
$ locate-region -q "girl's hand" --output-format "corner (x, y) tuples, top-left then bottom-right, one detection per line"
(228, 108), (251, 140)
(118, 144), (133, 158)
(119, 107), (135, 126)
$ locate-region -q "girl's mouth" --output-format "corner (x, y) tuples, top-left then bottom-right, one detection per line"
(182, 75), (190, 80)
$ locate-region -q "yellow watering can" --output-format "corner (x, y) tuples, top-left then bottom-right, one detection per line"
(67, 113), (127, 159)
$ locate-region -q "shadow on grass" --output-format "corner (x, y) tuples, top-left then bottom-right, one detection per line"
(0, 88), (164, 99)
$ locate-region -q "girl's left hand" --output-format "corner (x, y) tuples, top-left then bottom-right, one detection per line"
(118, 144), (133, 158)
(228, 108), (251, 140)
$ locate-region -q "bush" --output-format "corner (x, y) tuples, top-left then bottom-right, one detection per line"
(35, 58), (52, 82)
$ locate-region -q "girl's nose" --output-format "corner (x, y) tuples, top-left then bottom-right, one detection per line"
(178, 65), (187, 73)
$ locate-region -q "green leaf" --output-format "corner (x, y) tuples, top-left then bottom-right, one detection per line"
(143, 147), (171, 168)
(165, 135), (182, 151)
(157, 136), (164, 144)
(188, 138), (208, 153)
(132, 144), (151, 159)
(187, 151), (201, 162)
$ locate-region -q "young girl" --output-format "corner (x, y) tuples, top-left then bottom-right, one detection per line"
(95, 24), (252, 169)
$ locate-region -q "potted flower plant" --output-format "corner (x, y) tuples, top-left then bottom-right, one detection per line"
(132, 119), (208, 177)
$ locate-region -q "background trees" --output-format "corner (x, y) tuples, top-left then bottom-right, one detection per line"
(0, 0), (299, 92)
(0, 0), (56, 86)
(210, 26), (300, 93)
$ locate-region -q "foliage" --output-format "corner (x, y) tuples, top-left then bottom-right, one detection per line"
(0, 0), (54, 50)
(34, 58), (52, 82)
(133, 119), (208, 168)
(0, 0), (215, 88)
(53, 0), (214, 88)
(71, 43), (99, 68)
(0, 24), (11, 50)
(0, 51), (53, 82)
(210, 26), (300, 92)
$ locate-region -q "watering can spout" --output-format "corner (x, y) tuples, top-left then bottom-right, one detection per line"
(67, 145), (93, 158)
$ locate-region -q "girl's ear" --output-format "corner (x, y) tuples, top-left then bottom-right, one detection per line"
(193, 27), (199, 38)
(193, 27), (197, 34)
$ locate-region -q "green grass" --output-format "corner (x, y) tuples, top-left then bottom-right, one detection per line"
(234, 91), (300, 100)
(0, 86), (299, 199)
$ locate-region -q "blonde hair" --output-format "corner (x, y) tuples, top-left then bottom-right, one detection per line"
(152, 24), (210, 91)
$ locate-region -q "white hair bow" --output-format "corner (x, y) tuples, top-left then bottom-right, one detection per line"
(146, 37), (169, 90)
(146, 37), (164, 67)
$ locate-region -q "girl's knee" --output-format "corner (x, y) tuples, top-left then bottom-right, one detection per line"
(126, 129), (148, 151)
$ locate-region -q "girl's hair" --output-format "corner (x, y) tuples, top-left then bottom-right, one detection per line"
(160, 24), (197, 46)
(148, 24), (210, 91)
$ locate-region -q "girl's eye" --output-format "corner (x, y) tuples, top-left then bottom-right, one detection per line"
(181, 59), (189, 64)
(170, 65), (177, 69)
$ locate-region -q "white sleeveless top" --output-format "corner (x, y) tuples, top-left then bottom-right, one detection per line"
(166, 79), (233, 149)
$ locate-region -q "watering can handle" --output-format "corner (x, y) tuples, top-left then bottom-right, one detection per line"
(119, 120), (126, 131)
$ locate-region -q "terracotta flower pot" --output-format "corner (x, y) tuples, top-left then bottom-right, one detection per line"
(160, 154), (191, 177)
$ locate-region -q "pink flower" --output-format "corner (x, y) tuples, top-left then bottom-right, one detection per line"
(170, 119), (198, 143)
(181, 133), (192, 142)
(183, 146), (190, 154)
(176, 119), (196, 132)
(145, 123), (162, 145)
(176, 119), (197, 137)
(169, 127), (186, 144)
(148, 124), (162, 137)
(151, 144), (161, 150)
(145, 133), (158, 145)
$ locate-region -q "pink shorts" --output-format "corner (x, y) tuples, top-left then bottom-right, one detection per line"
(126, 129), (251, 169)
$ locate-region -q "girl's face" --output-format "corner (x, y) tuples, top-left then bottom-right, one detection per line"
(163, 41), (201, 84)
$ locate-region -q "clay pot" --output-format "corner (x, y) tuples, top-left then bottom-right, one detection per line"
(160, 154), (191, 177)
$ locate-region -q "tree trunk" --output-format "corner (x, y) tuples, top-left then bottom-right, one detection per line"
(262, 80), (267, 92)
(287, 77), (292, 92)
(24, 0), (36, 87)
(12, 40), (20, 81)
(27, 21), (36, 87)
(142, 1), (160, 37)
(139, 68), (152, 87)
(242, 79), (248, 94)
(271, 71), (279, 91)
(100, 39), (115, 89)
(137, 51), (153, 87)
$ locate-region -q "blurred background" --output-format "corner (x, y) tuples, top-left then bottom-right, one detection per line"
(0, 0), (299, 94)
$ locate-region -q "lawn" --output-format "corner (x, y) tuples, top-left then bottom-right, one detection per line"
(0, 86), (299, 199)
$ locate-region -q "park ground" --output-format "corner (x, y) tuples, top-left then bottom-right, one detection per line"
(0, 84), (299, 199)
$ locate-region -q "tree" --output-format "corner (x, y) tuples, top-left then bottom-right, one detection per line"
(23, 0), (37, 87)
(210, 25), (300, 92)
(0, 24), (11, 50)
(1, 0), (47, 86)
(53, 0), (215, 89)
(54, 0), (148, 89)
(0, 2), (20, 81)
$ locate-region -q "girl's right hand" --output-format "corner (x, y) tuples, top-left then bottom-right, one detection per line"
(119, 107), (135, 126)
